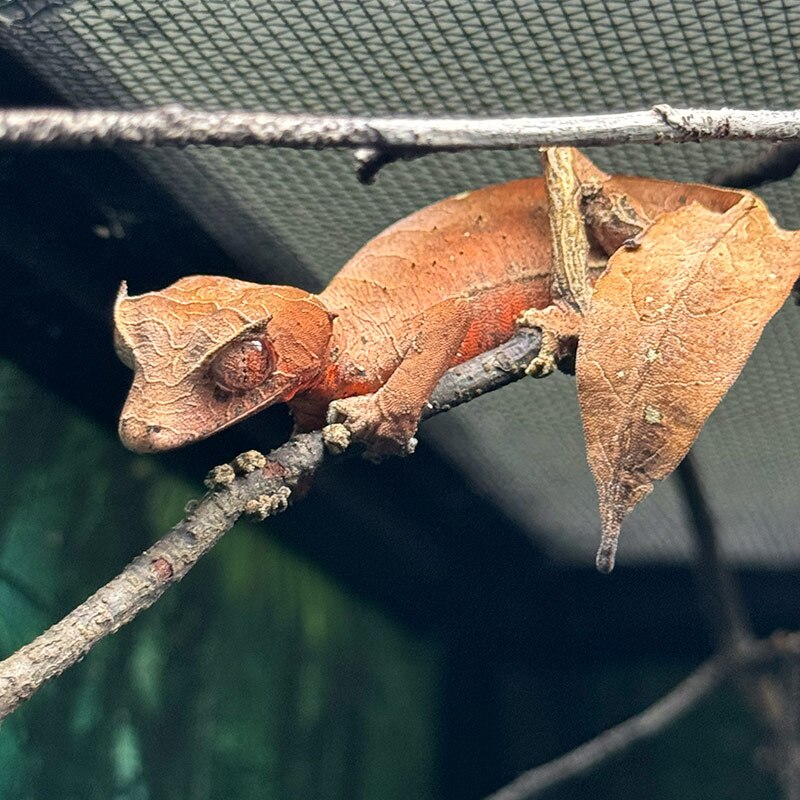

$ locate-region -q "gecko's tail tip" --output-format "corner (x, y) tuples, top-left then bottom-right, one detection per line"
(595, 547), (616, 573)
(595, 521), (621, 574)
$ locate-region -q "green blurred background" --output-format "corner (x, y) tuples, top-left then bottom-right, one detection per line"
(0, 359), (440, 800)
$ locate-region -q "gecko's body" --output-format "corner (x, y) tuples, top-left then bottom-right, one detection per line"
(115, 178), (559, 453)
(291, 178), (558, 430)
(114, 160), (742, 455)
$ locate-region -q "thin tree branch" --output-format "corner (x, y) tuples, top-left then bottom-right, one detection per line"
(1, 105), (800, 153)
(484, 637), (800, 800)
(4, 104), (800, 183)
(0, 328), (542, 722)
(425, 328), (540, 415)
(486, 658), (724, 800)
(0, 434), (322, 723)
(482, 417), (800, 800)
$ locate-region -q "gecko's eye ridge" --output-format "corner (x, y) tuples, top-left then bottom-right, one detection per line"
(210, 338), (275, 391)
(113, 328), (135, 370)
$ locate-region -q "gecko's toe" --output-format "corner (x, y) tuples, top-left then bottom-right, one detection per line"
(525, 354), (556, 378)
(322, 423), (352, 455)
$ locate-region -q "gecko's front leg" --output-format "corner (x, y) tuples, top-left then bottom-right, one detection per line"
(326, 298), (471, 458)
(518, 147), (650, 379)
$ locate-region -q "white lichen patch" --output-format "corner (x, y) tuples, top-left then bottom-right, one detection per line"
(244, 487), (291, 520)
(204, 463), (236, 489)
(233, 449), (267, 474)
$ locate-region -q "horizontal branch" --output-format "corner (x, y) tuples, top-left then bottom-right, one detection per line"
(1, 105), (800, 152)
(0, 328), (541, 722)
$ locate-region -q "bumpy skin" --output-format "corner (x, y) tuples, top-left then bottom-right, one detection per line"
(115, 156), (746, 456)
(295, 178), (561, 450)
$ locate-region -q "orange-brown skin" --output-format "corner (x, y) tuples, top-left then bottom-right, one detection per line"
(295, 178), (560, 442)
(115, 155), (743, 455)
(115, 178), (559, 454)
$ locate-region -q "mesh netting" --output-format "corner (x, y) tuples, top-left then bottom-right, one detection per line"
(2, 0), (800, 564)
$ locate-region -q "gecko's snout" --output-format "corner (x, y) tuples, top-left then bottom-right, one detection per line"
(118, 415), (178, 454)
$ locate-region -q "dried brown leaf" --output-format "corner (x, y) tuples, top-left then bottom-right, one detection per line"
(577, 192), (800, 572)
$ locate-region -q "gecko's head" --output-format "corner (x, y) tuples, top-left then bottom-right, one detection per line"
(114, 276), (335, 453)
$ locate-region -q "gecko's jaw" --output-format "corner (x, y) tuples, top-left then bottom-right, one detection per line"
(118, 369), (299, 453)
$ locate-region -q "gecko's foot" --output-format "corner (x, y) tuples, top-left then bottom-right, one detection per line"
(518, 304), (582, 379)
(327, 394), (419, 460)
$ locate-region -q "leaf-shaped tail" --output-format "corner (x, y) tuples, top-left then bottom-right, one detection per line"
(578, 194), (800, 573)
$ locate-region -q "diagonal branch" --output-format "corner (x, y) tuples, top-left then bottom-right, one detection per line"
(484, 636), (800, 800)
(481, 357), (799, 798)
(0, 328), (541, 722)
(486, 657), (726, 800)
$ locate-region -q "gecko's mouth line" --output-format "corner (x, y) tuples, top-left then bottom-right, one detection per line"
(118, 381), (291, 453)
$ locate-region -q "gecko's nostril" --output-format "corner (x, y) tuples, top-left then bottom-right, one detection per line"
(119, 416), (148, 452)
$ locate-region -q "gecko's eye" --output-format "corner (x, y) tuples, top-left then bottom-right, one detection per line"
(210, 338), (275, 391)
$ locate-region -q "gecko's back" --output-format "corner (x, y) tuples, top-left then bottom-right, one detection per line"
(319, 177), (558, 367)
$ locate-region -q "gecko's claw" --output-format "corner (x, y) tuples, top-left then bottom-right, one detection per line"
(518, 305), (582, 380)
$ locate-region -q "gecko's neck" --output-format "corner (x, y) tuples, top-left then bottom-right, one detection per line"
(285, 307), (348, 431)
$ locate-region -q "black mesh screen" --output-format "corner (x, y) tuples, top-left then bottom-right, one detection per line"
(2, 0), (799, 565)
